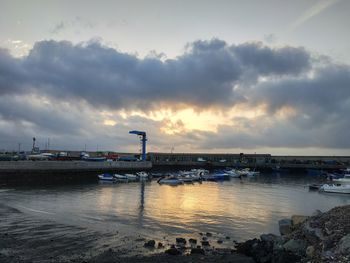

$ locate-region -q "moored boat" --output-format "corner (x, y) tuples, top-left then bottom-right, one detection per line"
(98, 173), (115, 182)
(308, 184), (321, 190)
(125, 173), (138, 180)
(320, 184), (350, 194)
(114, 174), (128, 180)
(157, 176), (183, 185)
(333, 174), (350, 184)
(136, 171), (149, 179)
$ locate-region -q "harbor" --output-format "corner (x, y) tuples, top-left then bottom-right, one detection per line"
(0, 152), (349, 185)
(1, 172), (349, 262)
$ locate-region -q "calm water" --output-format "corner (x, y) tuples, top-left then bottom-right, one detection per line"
(1, 173), (349, 242)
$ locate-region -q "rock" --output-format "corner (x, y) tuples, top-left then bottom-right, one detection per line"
(201, 240), (210, 246)
(312, 209), (322, 216)
(272, 250), (301, 263)
(189, 238), (197, 244)
(175, 237), (186, 245)
(321, 250), (334, 260)
(144, 240), (156, 248)
(260, 233), (278, 243)
(157, 242), (164, 248)
(305, 245), (315, 258)
(278, 219), (292, 235)
(206, 232), (213, 237)
(323, 235), (335, 250)
(283, 239), (307, 255)
(165, 247), (181, 255)
(235, 239), (259, 257)
(291, 215), (308, 226)
(190, 247), (205, 255)
(337, 233), (350, 255)
(302, 222), (324, 242)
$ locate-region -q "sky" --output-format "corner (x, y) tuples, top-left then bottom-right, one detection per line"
(0, 0), (350, 155)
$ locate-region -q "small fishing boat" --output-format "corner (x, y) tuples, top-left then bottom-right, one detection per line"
(114, 174), (128, 180)
(157, 176), (183, 185)
(125, 174), (138, 180)
(308, 184), (321, 190)
(98, 173), (115, 182)
(226, 169), (241, 178)
(333, 174), (350, 184)
(203, 172), (230, 181)
(320, 184), (350, 194)
(136, 171), (149, 179)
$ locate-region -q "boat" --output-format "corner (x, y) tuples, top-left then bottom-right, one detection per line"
(333, 174), (350, 184)
(178, 175), (195, 183)
(136, 171), (149, 179)
(320, 184), (350, 194)
(114, 174), (128, 180)
(125, 173), (138, 180)
(225, 169), (242, 178)
(308, 184), (321, 190)
(158, 176), (183, 185)
(203, 172), (230, 181)
(98, 173), (115, 182)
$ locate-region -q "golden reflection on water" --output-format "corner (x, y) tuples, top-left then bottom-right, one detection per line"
(144, 182), (272, 228)
(95, 181), (302, 237)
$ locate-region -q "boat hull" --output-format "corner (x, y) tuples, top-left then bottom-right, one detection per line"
(320, 184), (350, 194)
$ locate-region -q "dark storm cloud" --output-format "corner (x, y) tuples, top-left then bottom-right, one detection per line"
(0, 39), (311, 111)
(251, 63), (350, 128)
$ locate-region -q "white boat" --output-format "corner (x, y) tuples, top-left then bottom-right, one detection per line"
(136, 171), (149, 179)
(178, 175), (194, 183)
(191, 169), (209, 176)
(125, 173), (138, 180)
(333, 174), (350, 184)
(98, 173), (115, 182)
(225, 169), (241, 178)
(320, 184), (350, 194)
(114, 174), (128, 180)
(158, 177), (183, 185)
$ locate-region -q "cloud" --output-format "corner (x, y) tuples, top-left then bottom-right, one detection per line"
(51, 17), (96, 34)
(0, 39), (311, 112)
(0, 38), (350, 152)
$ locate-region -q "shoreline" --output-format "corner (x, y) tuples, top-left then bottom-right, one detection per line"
(1, 201), (349, 262)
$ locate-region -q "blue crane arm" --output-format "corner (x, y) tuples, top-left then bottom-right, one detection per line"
(129, 130), (146, 136)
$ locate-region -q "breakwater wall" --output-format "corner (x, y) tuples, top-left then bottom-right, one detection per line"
(0, 161), (152, 185)
(152, 161), (347, 171)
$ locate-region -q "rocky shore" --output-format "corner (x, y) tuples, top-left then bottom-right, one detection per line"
(87, 205), (350, 263)
(235, 205), (350, 263)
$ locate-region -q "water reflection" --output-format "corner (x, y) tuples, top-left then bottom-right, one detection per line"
(1, 174), (350, 241)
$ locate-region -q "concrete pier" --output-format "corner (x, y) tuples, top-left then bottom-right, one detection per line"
(0, 161), (152, 184)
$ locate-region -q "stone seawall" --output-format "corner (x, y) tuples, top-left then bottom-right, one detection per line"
(0, 161), (152, 185)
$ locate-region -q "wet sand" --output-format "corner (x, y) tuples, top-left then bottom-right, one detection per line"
(0, 203), (253, 262)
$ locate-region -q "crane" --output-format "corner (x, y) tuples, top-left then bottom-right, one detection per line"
(129, 130), (147, 161)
